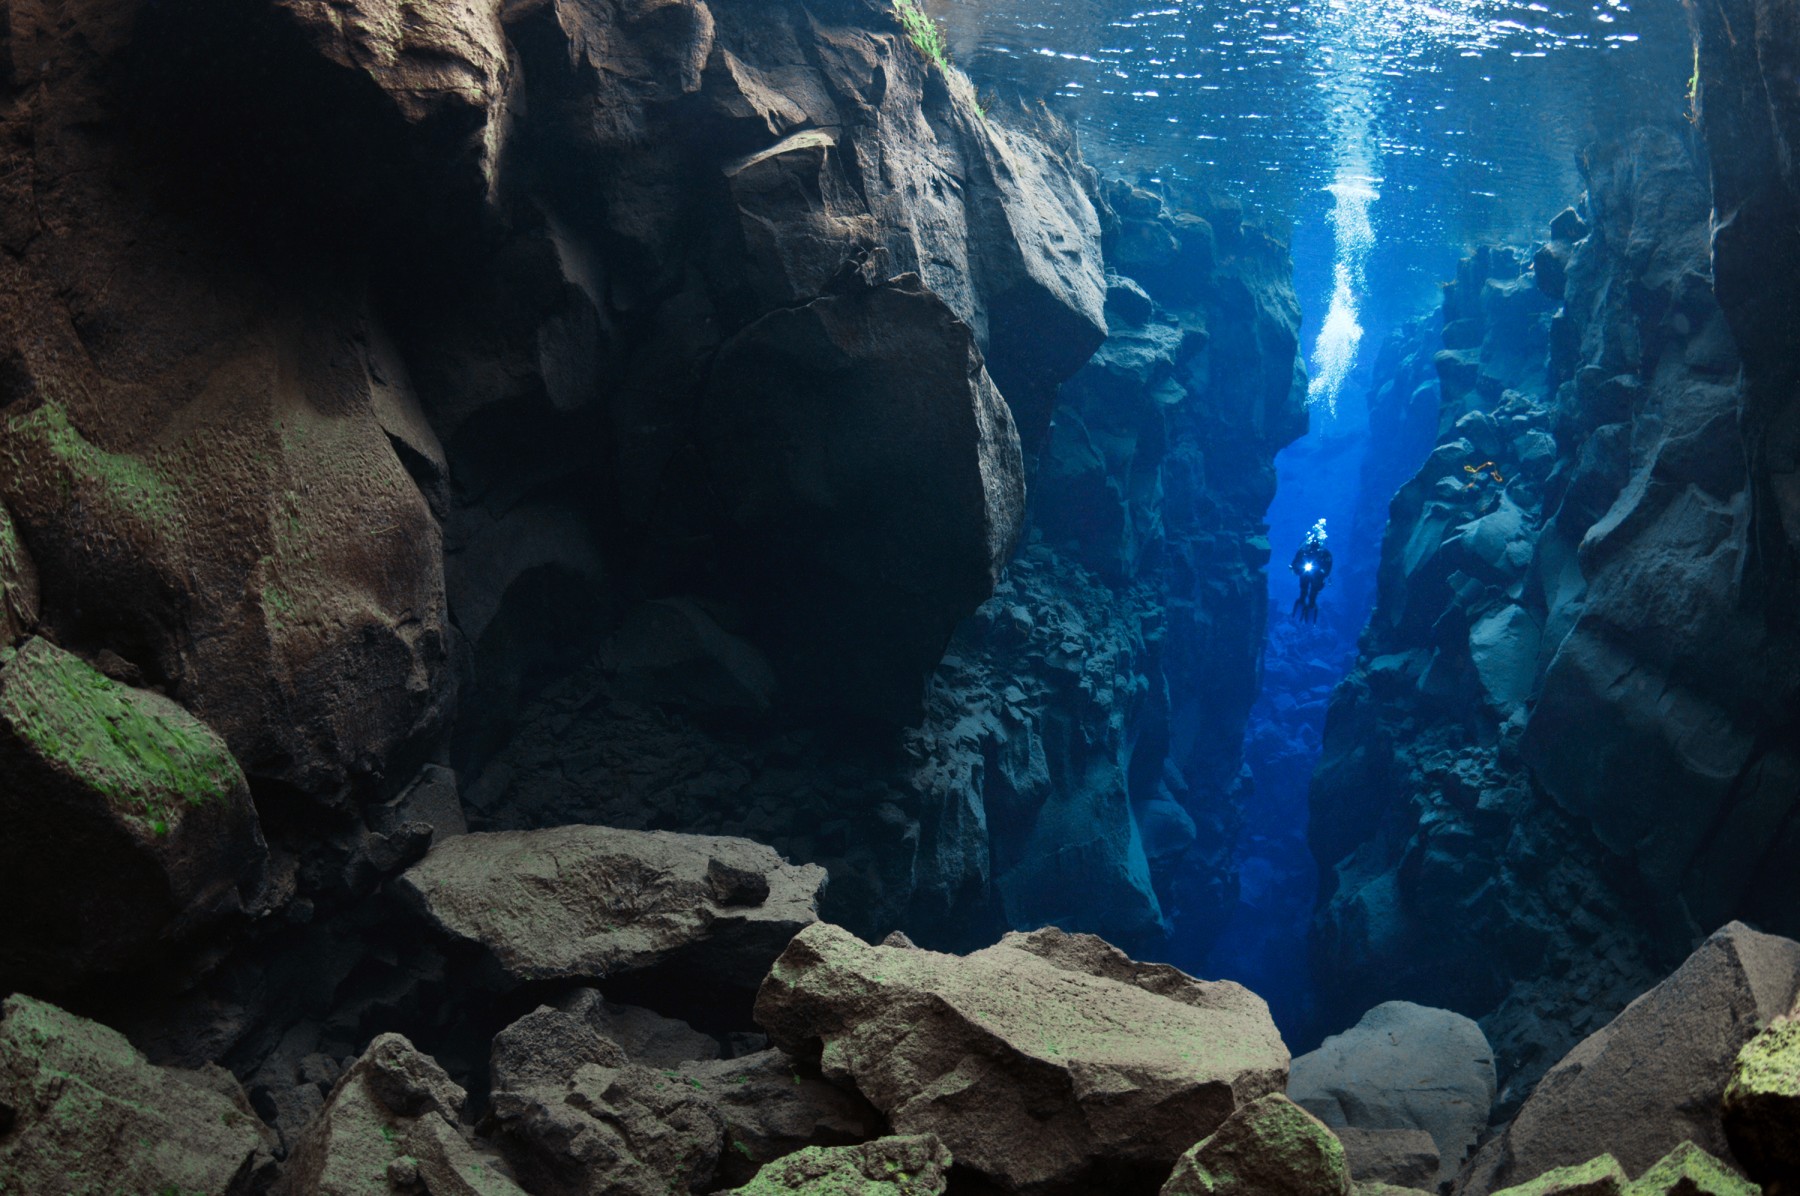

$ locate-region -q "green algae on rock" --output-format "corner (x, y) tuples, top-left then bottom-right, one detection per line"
(0, 636), (269, 994)
(1626, 1141), (1759, 1196)
(2, 400), (183, 529)
(0, 994), (274, 1196)
(726, 1134), (953, 1196)
(1723, 1017), (1800, 1192)
(1160, 1092), (1350, 1196)
(0, 635), (242, 825)
(1489, 1155), (1631, 1196)
(0, 501), (37, 647)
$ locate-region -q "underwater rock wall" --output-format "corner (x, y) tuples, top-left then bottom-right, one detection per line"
(0, 0), (1104, 1026)
(1309, 86), (1800, 1108)
(959, 182), (1307, 955)
(0, 0), (1303, 1074)
(472, 178), (1307, 957)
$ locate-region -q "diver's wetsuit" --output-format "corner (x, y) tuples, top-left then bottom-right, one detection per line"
(1291, 544), (1333, 623)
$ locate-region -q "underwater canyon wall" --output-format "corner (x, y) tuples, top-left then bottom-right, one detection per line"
(0, 0), (1302, 1085)
(1310, 19), (1800, 1109)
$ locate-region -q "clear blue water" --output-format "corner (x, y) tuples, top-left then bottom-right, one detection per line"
(930, 0), (1691, 329)
(936, 0), (1693, 1031)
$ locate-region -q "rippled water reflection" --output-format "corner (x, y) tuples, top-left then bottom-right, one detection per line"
(931, 0), (1692, 318)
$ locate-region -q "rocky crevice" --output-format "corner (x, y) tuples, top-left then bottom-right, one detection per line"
(1309, 81), (1800, 1106)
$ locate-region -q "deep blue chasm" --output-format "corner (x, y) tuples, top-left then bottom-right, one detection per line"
(940, 0), (1692, 1049)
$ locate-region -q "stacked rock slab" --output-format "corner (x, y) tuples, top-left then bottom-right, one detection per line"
(755, 923), (1288, 1194)
(0, 994), (276, 1195)
(486, 1006), (725, 1196)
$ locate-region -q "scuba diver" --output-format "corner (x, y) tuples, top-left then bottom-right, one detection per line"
(1291, 518), (1333, 623)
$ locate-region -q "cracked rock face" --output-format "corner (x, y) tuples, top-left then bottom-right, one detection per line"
(754, 923), (1288, 1194)
(396, 825), (826, 999)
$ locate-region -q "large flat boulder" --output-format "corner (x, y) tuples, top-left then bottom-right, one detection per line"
(0, 994), (275, 1195)
(1336, 1128), (1441, 1191)
(0, 636), (270, 993)
(396, 825), (825, 997)
(1460, 922), (1798, 1194)
(755, 923), (1287, 1194)
(1291, 1001), (1495, 1187)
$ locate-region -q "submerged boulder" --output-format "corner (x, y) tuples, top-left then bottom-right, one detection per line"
(1481, 1144), (1755, 1196)
(678, 1050), (884, 1188)
(1335, 1128), (1441, 1191)
(0, 636), (270, 993)
(725, 1134), (953, 1196)
(1629, 1142), (1759, 1196)
(274, 1032), (523, 1196)
(1460, 922), (1795, 1194)
(486, 1006), (725, 1196)
(0, 994), (275, 1195)
(1290, 1000), (1495, 1187)
(1722, 1015), (1800, 1192)
(396, 825), (825, 1001)
(1489, 1155), (1630, 1196)
(1160, 1092), (1351, 1196)
(755, 923), (1287, 1194)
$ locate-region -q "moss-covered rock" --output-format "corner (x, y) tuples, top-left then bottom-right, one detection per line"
(1625, 1141), (1758, 1196)
(1490, 1154), (1630, 1196)
(0, 994), (275, 1195)
(1160, 1093), (1350, 1196)
(726, 1135), (952, 1196)
(0, 636), (270, 993)
(0, 634), (242, 821)
(1723, 1017), (1800, 1191)
(0, 501), (37, 646)
(1352, 1185), (1435, 1196)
